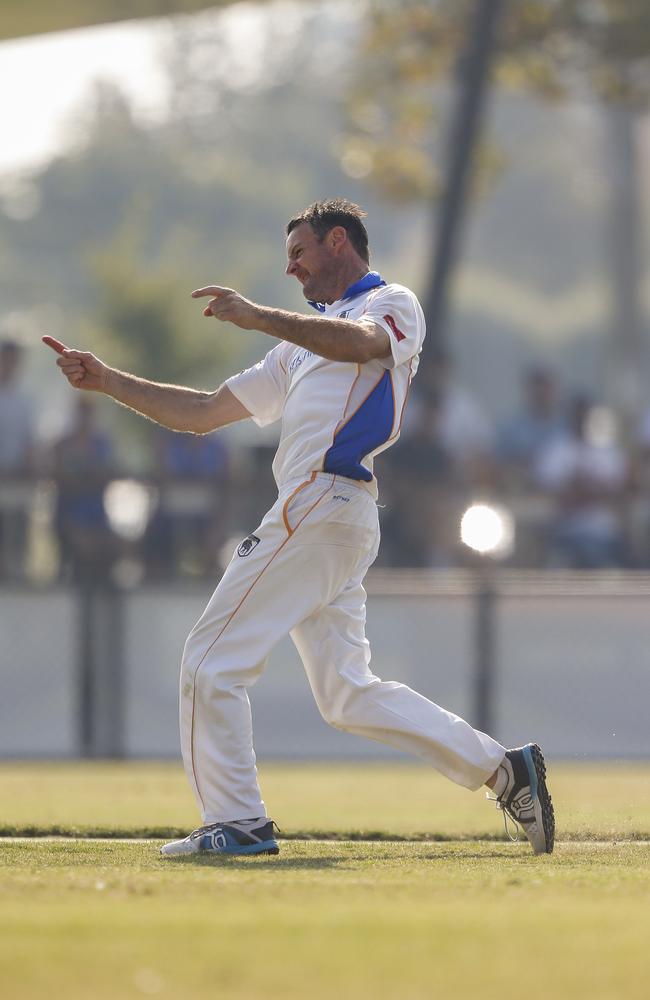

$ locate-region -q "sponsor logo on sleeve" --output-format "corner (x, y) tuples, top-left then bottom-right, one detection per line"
(383, 314), (406, 342)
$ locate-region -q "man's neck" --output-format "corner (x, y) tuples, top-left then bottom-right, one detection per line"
(324, 266), (369, 305)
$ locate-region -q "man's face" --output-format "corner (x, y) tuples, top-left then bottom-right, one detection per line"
(285, 222), (341, 303)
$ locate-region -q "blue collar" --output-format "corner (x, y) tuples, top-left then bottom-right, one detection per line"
(341, 271), (386, 300)
(308, 271), (386, 312)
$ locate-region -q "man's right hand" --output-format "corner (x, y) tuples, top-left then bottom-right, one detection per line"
(42, 336), (109, 393)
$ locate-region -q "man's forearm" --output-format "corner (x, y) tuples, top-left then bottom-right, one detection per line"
(104, 368), (213, 433)
(253, 306), (382, 363)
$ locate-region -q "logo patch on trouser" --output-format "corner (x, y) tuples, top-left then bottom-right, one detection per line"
(237, 534), (261, 557)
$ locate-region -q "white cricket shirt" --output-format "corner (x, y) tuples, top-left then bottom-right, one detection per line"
(225, 272), (426, 497)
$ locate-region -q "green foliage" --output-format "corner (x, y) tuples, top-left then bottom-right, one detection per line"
(497, 0), (650, 106)
(343, 0), (650, 201)
(341, 1), (456, 201)
(0, 8), (393, 440)
(0, 8), (397, 376)
(88, 221), (236, 386)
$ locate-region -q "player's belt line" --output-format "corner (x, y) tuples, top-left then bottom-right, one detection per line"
(189, 474), (337, 811)
(282, 470), (317, 536)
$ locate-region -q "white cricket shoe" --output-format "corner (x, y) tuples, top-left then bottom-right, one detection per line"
(161, 818), (279, 857)
(491, 743), (555, 854)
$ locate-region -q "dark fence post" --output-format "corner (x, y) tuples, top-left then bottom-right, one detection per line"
(473, 564), (496, 735)
(77, 586), (95, 757)
(76, 583), (124, 758)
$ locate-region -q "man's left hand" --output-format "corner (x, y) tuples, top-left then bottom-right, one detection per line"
(192, 286), (260, 331)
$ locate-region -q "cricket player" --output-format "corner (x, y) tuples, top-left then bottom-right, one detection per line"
(44, 199), (554, 856)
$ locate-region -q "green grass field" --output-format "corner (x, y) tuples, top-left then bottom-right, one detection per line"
(1, 761), (649, 999)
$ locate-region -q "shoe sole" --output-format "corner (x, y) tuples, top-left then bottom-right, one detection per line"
(217, 841), (280, 856)
(161, 840), (280, 858)
(523, 743), (555, 854)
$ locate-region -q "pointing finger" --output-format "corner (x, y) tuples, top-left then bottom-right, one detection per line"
(191, 286), (230, 299)
(42, 335), (67, 355)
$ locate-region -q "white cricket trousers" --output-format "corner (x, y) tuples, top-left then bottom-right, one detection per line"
(179, 472), (505, 822)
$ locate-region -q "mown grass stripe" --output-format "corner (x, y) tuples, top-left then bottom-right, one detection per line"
(1, 825), (649, 842)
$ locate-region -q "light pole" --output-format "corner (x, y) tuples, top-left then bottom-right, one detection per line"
(460, 503), (514, 735)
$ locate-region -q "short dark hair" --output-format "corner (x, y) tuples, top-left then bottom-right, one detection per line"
(286, 198), (370, 264)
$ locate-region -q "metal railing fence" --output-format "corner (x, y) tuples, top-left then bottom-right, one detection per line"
(1, 570), (649, 760)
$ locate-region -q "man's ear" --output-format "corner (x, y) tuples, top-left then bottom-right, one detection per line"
(328, 226), (348, 252)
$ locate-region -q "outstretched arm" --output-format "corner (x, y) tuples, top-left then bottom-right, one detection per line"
(191, 287), (391, 364)
(42, 336), (249, 434)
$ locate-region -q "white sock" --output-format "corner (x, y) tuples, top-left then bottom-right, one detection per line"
(490, 760), (511, 799)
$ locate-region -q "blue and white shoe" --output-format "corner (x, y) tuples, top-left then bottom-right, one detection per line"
(160, 818), (279, 857)
(491, 743), (555, 854)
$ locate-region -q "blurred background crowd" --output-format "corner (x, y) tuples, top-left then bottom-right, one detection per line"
(4, 331), (650, 584)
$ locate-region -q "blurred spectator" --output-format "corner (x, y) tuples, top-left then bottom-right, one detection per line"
(0, 339), (36, 579)
(0, 340), (34, 474)
(533, 395), (629, 569)
(631, 405), (650, 565)
(379, 387), (456, 566)
(497, 366), (566, 487)
(53, 397), (117, 583)
(143, 429), (230, 578)
(412, 349), (495, 490)
(637, 407), (650, 455)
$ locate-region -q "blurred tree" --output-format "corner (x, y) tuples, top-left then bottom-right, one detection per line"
(1, 0), (644, 442)
(343, 0), (650, 397)
(0, 3), (407, 467)
(82, 223), (240, 461)
(87, 223), (237, 386)
(343, 0), (650, 199)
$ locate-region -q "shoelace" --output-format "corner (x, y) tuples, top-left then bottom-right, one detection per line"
(486, 792), (520, 844)
(189, 821), (221, 841)
(188, 819), (282, 841)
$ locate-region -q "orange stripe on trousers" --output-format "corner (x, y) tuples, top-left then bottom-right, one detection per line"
(189, 475), (336, 812)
